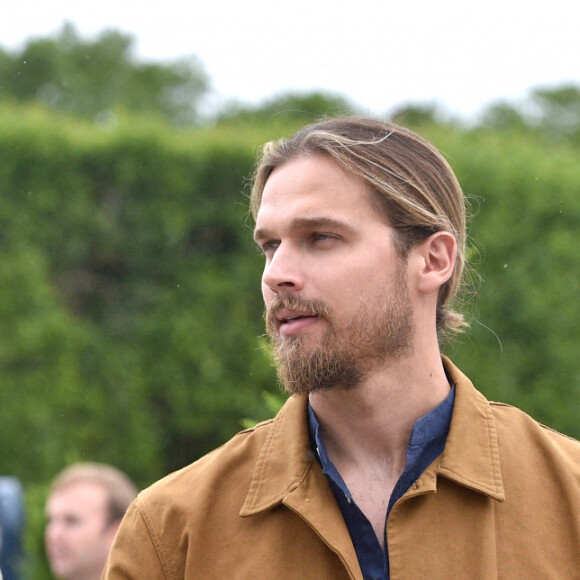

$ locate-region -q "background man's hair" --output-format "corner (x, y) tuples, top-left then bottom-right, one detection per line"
(49, 462), (137, 524)
(250, 117), (469, 343)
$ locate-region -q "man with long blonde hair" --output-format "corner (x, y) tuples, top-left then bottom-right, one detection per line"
(104, 118), (580, 579)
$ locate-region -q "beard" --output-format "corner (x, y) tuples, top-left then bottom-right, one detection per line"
(265, 263), (414, 395)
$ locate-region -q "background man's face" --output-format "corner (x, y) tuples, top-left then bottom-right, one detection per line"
(45, 481), (116, 580)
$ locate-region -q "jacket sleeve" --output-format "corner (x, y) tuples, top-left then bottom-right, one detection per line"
(102, 499), (169, 580)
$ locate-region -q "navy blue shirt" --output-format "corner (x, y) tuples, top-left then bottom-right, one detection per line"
(308, 387), (455, 580)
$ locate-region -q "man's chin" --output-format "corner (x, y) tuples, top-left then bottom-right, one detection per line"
(50, 561), (73, 578)
(276, 352), (362, 395)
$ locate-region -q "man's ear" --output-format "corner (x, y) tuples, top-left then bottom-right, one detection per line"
(414, 231), (457, 294)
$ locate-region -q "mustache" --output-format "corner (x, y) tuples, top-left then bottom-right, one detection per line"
(265, 295), (333, 329)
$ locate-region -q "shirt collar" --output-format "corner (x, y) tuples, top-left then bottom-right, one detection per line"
(307, 384), (455, 478)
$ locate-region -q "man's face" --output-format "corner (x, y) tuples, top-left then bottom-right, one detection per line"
(254, 154), (414, 394)
(45, 481), (117, 580)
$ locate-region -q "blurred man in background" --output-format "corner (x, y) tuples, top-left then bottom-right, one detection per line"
(45, 463), (136, 580)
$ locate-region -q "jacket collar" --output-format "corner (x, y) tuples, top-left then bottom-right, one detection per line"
(436, 356), (505, 501)
(240, 357), (505, 516)
(240, 393), (314, 515)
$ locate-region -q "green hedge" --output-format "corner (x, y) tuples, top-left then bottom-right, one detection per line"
(0, 107), (286, 490)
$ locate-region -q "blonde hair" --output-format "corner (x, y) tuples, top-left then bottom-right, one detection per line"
(49, 463), (137, 524)
(250, 117), (468, 342)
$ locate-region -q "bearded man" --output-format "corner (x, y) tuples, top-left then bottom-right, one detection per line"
(103, 118), (580, 580)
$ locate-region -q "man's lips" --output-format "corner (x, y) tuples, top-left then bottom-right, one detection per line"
(276, 309), (318, 324)
(275, 309), (320, 336)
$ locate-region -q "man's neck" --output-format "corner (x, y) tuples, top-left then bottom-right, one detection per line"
(308, 350), (450, 476)
(308, 350), (450, 545)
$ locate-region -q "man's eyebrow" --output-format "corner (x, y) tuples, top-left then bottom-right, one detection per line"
(253, 227), (270, 244)
(254, 216), (352, 243)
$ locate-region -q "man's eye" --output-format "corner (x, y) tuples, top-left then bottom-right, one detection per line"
(260, 240), (280, 254)
(310, 233), (336, 243)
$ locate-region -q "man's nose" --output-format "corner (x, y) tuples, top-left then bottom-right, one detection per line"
(262, 244), (304, 293)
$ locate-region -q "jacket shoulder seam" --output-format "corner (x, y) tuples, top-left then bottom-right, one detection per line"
(135, 497), (177, 580)
(489, 401), (579, 443)
(234, 417), (276, 436)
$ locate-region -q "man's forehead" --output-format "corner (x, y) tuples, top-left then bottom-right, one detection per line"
(49, 481), (108, 506)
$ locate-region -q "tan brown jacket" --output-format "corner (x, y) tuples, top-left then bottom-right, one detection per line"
(103, 359), (580, 579)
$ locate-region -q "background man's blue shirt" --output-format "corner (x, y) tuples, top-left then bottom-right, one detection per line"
(308, 386), (455, 580)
